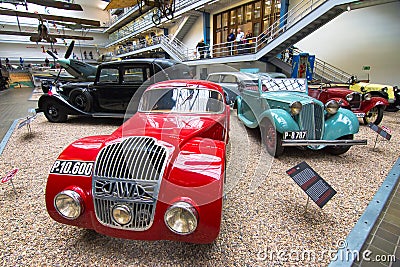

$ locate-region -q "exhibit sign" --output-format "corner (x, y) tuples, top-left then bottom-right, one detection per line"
(368, 123), (392, 141)
(1, 168), (18, 195)
(1, 168), (18, 183)
(18, 113), (37, 134)
(286, 162), (336, 208)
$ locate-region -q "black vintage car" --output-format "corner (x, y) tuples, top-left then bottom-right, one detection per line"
(36, 59), (192, 122)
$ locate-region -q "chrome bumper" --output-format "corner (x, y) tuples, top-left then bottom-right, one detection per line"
(282, 139), (367, 146)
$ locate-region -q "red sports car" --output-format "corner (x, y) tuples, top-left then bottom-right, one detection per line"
(308, 84), (388, 125)
(45, 80), (230, 244)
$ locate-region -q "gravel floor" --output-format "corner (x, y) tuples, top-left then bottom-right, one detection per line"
(0, 111), (399, 266)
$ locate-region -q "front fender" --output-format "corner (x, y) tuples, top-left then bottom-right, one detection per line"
(359, 97), (388, 112)
(323, 108), (359, 140)
(329, 97), (350, 109)
(259, 109), (300, 133)
(37, 94), (90, 116)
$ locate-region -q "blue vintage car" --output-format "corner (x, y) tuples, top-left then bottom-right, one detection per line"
(236, 78), (367, 157)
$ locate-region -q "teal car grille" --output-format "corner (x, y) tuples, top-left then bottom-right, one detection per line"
(299, 103), (324, 140)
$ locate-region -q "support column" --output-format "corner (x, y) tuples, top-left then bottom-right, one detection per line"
(280, 0), (289, 28)
(203, 12), (210, 58)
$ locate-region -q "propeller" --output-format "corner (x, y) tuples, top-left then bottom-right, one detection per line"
(64, 40), (75, 59)
(46, 49), (58, 60)
(45, 40), (75, 84)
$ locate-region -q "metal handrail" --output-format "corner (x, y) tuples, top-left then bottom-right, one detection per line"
(107, 0), (330, 62)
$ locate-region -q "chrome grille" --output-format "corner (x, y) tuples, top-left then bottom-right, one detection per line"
(93, 136), (168, 231)
(349, 93), (362, 109)
(299, 103), (324, 140)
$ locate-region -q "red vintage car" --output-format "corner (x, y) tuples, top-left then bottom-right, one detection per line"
(308, 84), (388, 125)
(45, 80), (230, 244)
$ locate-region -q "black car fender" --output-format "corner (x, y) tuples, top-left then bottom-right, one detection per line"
(36, 94), (91, 116)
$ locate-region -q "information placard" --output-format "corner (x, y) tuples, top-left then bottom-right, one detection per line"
(286, 162), (336, 208)
(368, 123), (392, 141)
(2, 168), (18, 183)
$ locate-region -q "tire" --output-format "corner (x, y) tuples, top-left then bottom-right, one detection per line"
(43, 99), (67, 123)
(152, 14), (161, 25)
(69, 89), (92, 112)
(260, 118), (284, 157)
(326, 134), (353, 155)
(363, 106), (384, 125)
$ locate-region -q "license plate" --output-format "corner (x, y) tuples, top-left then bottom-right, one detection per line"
(284, 131), (307, 140)
(355, 113), (365, 118)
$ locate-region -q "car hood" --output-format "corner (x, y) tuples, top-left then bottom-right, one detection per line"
(110, 112), (226, 148)
(61, 81), (93, 89)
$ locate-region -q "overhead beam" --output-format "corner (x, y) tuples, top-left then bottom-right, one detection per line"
(26, 0), (83, 11)
(0, 9), (101, 26)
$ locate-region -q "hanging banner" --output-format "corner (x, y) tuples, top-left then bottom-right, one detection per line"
(286, 162), (336, 208)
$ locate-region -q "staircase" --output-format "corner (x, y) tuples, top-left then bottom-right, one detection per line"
(114, 0), (397, 67)
(183, 0), (398, 65)
(173, 11), (202, 42)
(269, 48), (353, 83)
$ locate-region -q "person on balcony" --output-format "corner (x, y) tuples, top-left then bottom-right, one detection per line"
(196, 39), (206, 59)
(245, 30), (253, 54)
(235, 28), (245, 54)
(227, 29), (235, 56)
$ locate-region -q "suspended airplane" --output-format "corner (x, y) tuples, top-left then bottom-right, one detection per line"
(0, 8), (99, 43)
(47, 41), (98, 82)
(0, 0), (83, 11)
(103, 0), (175, 25)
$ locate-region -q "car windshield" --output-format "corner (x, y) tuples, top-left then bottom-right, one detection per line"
(261, 78), (307, 93)
(139, 87), (225, 114)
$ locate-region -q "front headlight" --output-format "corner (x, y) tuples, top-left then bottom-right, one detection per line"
(364, 93), (372, 101)
(164, 202), (198, 235)
(112, 204), (132, 225)
(289, 101), (302, 115)
(381, 87), (388, 93)
(346, 93), (353, 102)
(325, 100), (340, 115)
(54, 190), (82, 220)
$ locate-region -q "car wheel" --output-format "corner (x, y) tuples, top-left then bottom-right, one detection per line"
(363, 106), (384, 125)
(69, 89), (92, 112)
(43, 99), (67, 123)
(261, 118), (284, 157)
(326, 134), (353, 155)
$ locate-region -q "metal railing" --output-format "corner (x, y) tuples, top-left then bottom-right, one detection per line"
(104, 0), (207, 47)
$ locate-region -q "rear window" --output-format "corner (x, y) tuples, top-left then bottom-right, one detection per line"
(139, 87), (225, 114)
(207, 75), (220, 83)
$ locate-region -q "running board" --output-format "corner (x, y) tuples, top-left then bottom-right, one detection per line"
(282, 139), (367, 146)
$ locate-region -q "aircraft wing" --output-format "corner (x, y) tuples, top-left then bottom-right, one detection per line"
(104, 0), (136, 10)
(0, 30), (94, 40)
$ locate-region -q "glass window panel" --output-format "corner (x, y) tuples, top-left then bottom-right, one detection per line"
(123, 67), (144, 83)
(237, 6), (243, 25)
(246, 4), (252, 22)
(230, 10), (236, 26)
(216, 14), (221, 29)
(254, 22), (260, 36)
(99, 68), (119, 83)
(254, 1), (261, 19)
(222, 12), (228, 27)
(264, 0), (272, 17)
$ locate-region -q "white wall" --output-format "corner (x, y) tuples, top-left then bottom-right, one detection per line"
(295, 2), (400, 86)
(182, 15), (204, 51)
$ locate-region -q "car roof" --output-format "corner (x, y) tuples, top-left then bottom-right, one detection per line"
(146, 79), (225, 95)
(207, 72), (258, 80)
(100, 58), (181, 67)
